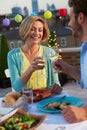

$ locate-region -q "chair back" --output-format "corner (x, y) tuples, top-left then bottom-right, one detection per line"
(4, 69), (10, 78)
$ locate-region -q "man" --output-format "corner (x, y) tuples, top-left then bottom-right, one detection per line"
(54, 0), (87, 123)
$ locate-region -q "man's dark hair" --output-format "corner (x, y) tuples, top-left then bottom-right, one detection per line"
(68, 0), (87, 17)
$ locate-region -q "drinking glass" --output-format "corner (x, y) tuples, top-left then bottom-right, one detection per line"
(47, 46), (60, 73)
(37, 58), (46, 77)
(23, 88), (33, 109)
(48, 46), (59, 60)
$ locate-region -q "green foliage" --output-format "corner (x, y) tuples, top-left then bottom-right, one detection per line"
(0, 34), (9, 79)
(47, 30), (58, 47)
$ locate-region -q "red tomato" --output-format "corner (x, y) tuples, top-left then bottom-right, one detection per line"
(22, 124), (28, 129)
(15, 119), (20, 124)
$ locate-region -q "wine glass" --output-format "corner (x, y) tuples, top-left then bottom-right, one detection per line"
(47, 46), (62, 73)
(23, 88), (33, 109)
(35, 57), (47, 88)
(48, 46), (58, 60)
(48, 45), (62, 60)
(37, 58), (46, 77)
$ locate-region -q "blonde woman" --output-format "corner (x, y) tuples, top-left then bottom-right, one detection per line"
(8, 16), (61, 92)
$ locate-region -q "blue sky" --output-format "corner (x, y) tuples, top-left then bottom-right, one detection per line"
(0, 0), (69, 15)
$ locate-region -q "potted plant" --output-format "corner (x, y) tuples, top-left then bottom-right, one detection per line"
(0, 34), (11, 88)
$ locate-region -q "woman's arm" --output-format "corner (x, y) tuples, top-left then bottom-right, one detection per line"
(8, 49), (45, 92)
(7, 50), (26, 92)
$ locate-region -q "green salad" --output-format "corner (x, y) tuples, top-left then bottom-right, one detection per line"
(0, 113), (39, 130)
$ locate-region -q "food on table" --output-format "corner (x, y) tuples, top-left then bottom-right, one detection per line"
(0, 109), (47, 130)
(0, 114), (38, 129)
(2, 92), (27, 109)
(33, 90), (52, 102)
(0, 126), (5, 130)
(2, 92), (21, 107)
(0, 114), (2, 118)
(33, 84), (63, 102)
(45, 101), (71, 110)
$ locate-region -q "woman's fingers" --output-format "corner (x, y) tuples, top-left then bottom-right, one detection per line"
(31, 56), (45, 70)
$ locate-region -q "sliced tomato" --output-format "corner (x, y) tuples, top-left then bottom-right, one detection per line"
(22, 124), (28, 129)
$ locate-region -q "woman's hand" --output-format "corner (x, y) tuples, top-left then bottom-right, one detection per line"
(30, 56), (45, 72)
(61, 105), (87, 123)
(20, 56), (45, 84)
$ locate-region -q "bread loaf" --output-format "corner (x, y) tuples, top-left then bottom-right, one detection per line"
(2, 92), (24, 107)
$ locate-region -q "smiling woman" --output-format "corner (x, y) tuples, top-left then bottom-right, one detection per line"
(7, 16), (61, 92)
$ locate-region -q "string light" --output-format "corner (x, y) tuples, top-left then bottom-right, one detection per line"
(59, 8), (67, 17)
(44, 10), (52, 19)
(15, 14), (22, 23)
(48, 30), (58, 47)
(2, 18), (10, 26)
(48, 30), (62, 59)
